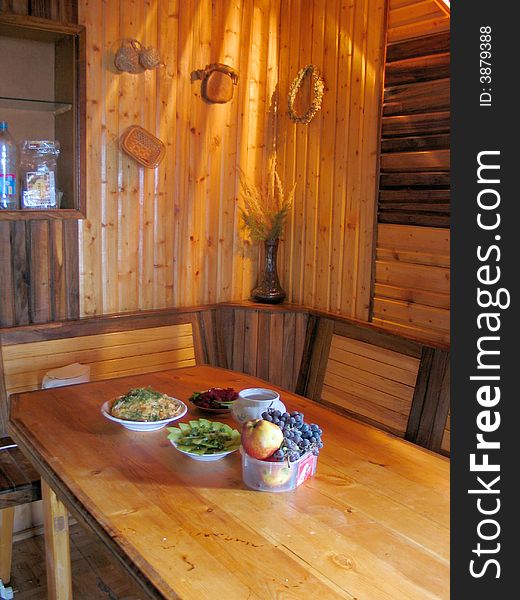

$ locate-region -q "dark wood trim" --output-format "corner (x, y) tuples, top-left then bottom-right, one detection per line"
(333, 319), (423, 358)
(0, 305), (219, 345)
(295, 317), (334, 400)
(214, 307), (234, 370)
(406, 347), (450, 451)
(219, 301), (449, 351)
(0, 344), (7, 433)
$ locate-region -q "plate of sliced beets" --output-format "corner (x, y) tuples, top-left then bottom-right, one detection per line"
(188, 387), (239, 414)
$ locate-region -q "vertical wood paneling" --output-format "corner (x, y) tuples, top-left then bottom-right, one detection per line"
(277, 0), (386, 320)
(214, 305), (308, 392)
(78, 0), (285, 316)
(2, 2), (389, 332)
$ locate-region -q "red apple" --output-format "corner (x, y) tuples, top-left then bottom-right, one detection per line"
(241, 419), (283, 459)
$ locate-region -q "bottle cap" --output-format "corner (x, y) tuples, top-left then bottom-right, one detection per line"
(0, 121), (7, 131)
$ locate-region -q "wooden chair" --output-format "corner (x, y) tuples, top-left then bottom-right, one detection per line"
(0, 437), (41, 585)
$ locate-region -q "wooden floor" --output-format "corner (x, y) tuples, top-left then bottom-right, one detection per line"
(9, 524), (144, 599)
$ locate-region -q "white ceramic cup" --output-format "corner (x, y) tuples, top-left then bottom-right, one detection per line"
(231, 387), (286, 425)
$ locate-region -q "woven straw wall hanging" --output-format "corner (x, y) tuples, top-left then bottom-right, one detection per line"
(287, 65), (325, 124)
(192, 63), (239, 104)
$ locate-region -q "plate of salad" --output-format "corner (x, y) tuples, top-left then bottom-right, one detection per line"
(167, 418), (241, 461)
(188, 387), (238, 414)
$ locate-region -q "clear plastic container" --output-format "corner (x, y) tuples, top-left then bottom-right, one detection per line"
(19, 140), (60, 209)
(0, 121), (18, 210)
(241, 447), (317, 492)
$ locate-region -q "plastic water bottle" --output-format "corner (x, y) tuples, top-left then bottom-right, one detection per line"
(0, 121), (18, 210)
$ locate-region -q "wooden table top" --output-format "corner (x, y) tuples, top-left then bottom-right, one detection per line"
(8, 365), (449, 600)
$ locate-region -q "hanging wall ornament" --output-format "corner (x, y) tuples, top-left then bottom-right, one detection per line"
(114, 39), (143, 73)
(138, 45), (163, 70)
(192, 63), (239, 104)
(287, 65), (325, 124)
(114, 39), (163, 73)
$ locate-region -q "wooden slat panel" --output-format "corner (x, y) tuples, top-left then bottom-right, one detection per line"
(377, 247), (449, 269)
(385, 53), (449, 85)
(378, 225), (450, 254)
(386, 32), (450, 62)
(324, 370), (412, 415)
(388, 0), (444, 29)
(382, 111), (450, 137)
(381, 133), (450, 153)
(379, 189), (450, 204)
(268, 312), (284, 387)
(328, 345), (419, 387)
(375, 283), (450, 309)
(381, 149), (450, 172)
(6, 349), (196, 395)
(2, 323), (196, 395)
(322, 386), (409, 435)
(330, 335), (420, 373)
(376, 260), (449, 293)
(29, 221), (52, 324)
(373, 297), (450, 333)
(0, 223), (14, 327)
(380, 171), (450, 187)
(11, 222), (30, 326)
(378, 212), (450, 228)
(277, 0), (386, 318)
(372, 317), (450, 346)
(326, 358), (416, 402)
(3, 323), (194, 360)
(384, 78), (449, 115)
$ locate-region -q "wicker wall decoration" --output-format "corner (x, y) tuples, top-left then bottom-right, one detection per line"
(120, 126), (165, 168)
(115, 39), (162, 73)
(287, 65), (325, 124)
(192, 63), (239, 104)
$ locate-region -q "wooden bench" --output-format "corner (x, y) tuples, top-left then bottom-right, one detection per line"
(0, 307), (209, 584)
(0, 302), (450, 583)
(294, 312), (450, 453)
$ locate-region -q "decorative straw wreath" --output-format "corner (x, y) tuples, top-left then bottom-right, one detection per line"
(287, 65), (325, 124)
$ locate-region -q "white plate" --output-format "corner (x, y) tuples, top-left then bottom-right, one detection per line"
(169, 440), (239, 461)
(101, 398), (187, 432)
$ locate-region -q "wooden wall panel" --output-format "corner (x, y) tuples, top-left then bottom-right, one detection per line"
(373, 224), (450, 345)
(76, 0), (387, 320)
(216, 304), (308, 392)
(78, 0), (284, 317)
(277, 0), (386, 319)
(387, 0), (449, 43)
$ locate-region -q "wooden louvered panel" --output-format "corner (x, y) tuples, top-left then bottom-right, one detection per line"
(384, 79), (450, 115)
(321, 334), (420, 436)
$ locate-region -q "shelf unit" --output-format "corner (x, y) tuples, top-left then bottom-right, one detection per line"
(0, 14), (85, 220)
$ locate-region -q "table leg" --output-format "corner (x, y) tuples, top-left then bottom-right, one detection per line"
(0, 506), (15, 584)
(41, 480), (73, 600)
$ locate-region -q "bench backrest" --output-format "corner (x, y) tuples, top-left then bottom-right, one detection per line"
(0, 309), (207, 433)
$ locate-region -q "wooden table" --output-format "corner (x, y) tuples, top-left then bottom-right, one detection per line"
(8, 365), (449, 599)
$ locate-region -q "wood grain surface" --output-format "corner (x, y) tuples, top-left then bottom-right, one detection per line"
(9, 365), (449, 599)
